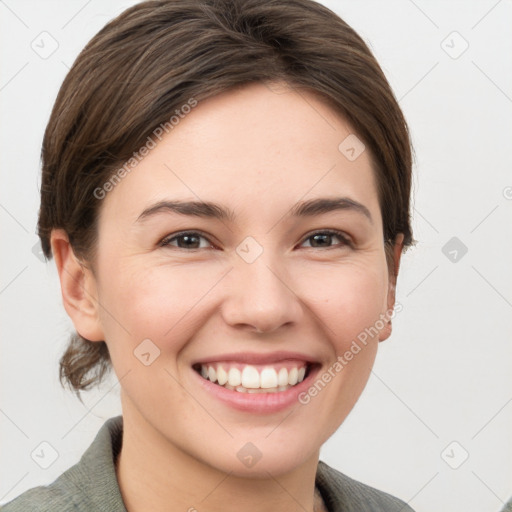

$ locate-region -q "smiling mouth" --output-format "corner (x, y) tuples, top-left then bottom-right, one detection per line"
(192, 362), (313, 393)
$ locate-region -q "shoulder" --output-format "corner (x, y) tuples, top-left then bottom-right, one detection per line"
(1, 416), (125, 512)
(0, 481), (79, 512)
(316, 460), (415, 512)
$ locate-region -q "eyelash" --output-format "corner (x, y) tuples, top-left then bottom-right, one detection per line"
(159, 229), (353, 251)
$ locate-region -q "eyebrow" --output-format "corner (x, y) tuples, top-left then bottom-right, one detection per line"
(135, 197), (373, 224)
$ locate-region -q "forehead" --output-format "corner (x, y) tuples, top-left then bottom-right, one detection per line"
(99, 82), (381, 228)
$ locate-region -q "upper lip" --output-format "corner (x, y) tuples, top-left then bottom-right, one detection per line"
(192, 351), (319, 366)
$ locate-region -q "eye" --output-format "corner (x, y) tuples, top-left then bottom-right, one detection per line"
(159, 229), (353, 251)
(160, 231), (213, 250)
(299, 229), (352, 249)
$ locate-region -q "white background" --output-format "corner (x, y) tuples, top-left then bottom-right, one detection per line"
(1, 1), (511, 511)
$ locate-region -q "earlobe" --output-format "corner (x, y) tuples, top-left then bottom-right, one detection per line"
(50, 229), (104, 342)
(379, 233), (405, 342)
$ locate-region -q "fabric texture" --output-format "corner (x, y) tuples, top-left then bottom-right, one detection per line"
(1, 415), (414, 511)
(500, 497), (512, 512)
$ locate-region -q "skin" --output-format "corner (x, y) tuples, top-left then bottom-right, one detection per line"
(51, 81), (404, 512)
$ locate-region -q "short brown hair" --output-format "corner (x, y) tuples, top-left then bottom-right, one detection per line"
(38, 0), (414, 397)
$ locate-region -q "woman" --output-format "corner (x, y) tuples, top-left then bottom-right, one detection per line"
(2, 0), (415, 510)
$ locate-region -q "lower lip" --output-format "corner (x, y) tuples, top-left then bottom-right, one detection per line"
(192, 365), (321, 413)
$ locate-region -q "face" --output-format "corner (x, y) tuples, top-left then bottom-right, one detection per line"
(60, 82), (401, 477)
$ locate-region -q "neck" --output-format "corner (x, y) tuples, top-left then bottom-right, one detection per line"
(115, 403), (322, 512)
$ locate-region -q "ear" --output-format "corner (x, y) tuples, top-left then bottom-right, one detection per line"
(378, 233), (404, 342)
(50, 229), (104, 342)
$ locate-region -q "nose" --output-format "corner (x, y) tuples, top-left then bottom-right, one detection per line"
(221, 250), (303, 334)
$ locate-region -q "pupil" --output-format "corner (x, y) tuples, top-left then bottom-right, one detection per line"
(181, 235), (199, 248)
(312, 234), (329, 247)
(177, 234), (333, 249)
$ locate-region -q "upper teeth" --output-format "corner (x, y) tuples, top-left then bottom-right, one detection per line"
(200, 364), (307, 389)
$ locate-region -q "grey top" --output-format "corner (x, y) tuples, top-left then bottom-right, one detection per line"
(501, 497), (512, 512)
(1, 415), (414, 511)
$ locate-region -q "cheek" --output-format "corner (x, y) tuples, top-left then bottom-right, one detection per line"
(97, 260), (221, 352)
(300, 260), (389, 346)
